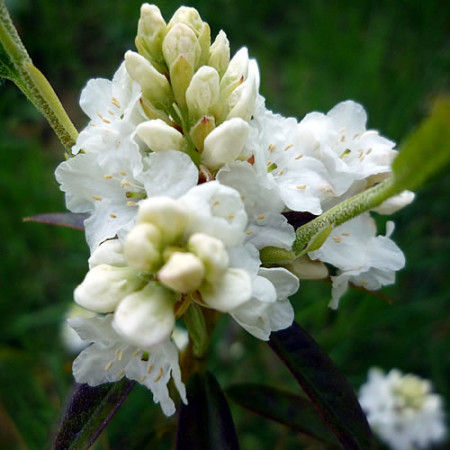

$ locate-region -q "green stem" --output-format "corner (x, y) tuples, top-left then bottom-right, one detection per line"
(293, 177), (400, 255)
(183, 303), (209, 358)
(0, 1), (77, 155)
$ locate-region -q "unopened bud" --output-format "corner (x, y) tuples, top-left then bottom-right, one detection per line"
(225, 59), (259, 122)
(125, 51), (172, 109)
(162, 23), (200, 70)
(220, 48), (249, 99)
(135, 4), (167, 72)
(88, 239), (125, 269)
(189, 115), (215, 151)
(188, 233), (229, 283)
(123, 223), (163, 272)
(158, 252), (205, 293)
(74, 264), (143, 313)
(113, 282), (176, 348)
(136, 119), (186, 152)
(138, 197), (190, 244)
(202, 118), (251, 170)
(186, 66), (220, 121)
(372, 190), (415, 214)
(208, 30), (230, 77)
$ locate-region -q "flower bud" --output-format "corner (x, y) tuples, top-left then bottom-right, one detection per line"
(74, 264), (143, 313)
(138, 197), (190, 244)
(208, 31), (230, 77)
(125, 51), (173, 109)
(200, 268), (252, 312)
(158, 252), (205, 293)
(88, 239), (125, 269)
(372, 190), (415, 214)
(136, 119), (186, 152)
(162, 23), (200, 70)
(188, 233), (229, 283)
(189, 115), (215, 151)
(219, 48), (249, 100)
(202, 118), (251, 170)
(113, 282), (176, 348)
(123, 223), (163, 272)
(285, 256), (328, 280)
(169, 6), (210, 66)
(225, 59), (259, 122)
(186, 66), (220, 121)
(135, 4), (167, 72)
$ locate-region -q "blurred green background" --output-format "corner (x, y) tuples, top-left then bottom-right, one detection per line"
(0, 0), (449, 448)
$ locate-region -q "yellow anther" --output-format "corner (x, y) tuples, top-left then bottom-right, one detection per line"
(296, 184), (306, 190)
(154, 367), (164, 382)
(332, 236), (342, 243)
(92, 195), (103, 201)
(105, 361), (114, 371)
(295, 153), (304, 160)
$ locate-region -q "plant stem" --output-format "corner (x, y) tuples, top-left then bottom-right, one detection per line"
(0, 0), (78, 155)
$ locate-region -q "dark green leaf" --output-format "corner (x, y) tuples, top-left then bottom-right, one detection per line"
(176, 371), (239, 450)
(269, 323), (375, 450)
(0, 42), (19, 81)
(393, 97), (450, 192)
(53, 379), (135, 449)
(226, 383), (340, 447)
(23, 212), (87, 230)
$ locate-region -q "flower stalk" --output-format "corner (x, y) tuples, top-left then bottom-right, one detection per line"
(0, 0), (77, 155)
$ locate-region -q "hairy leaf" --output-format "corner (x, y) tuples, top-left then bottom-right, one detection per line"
(226, 383), (340, 447)
(176, 371), (239, 450)
(53, 380), (135, 449)
(23, 212), (87, 230)
(269, 323), (375, 450)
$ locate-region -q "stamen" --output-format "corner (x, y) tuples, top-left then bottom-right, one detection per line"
(268, 144), (276, 152)
(228, 213), (235, 220)
(154, 367), (164, 382)
(105, 361), (114, 371)
(110, 214), (117, 219)
(92, 195), (102, 201)
(112, 97), (121, 109)
(341, 232), (350, 236)
(295, 153), (304, 160)
(104, 174), (113, 179)
(332, 236), (342, 243)
(284, 144), (294, 151)
(246, 230), (254, 235)
(147, 364), (155, 374)
(119, 171), (127, 176)
(258, 215), (265, 220)
(296, 184), (306, 190)
(126, 201), (138, 207)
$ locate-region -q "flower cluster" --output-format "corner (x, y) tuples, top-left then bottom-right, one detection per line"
(56, 4), (413, 414)
(359, 368), (447, 450)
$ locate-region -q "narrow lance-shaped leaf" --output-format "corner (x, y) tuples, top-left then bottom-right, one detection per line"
(392, 97), (450, 192)
(176, 371), (239, 450)
(23, 212), (87, 230)
(53, 380), (135, 450)
(226, 383), (340, 447)
(269, 322), (375, 450)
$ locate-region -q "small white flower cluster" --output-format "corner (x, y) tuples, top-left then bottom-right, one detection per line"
(55, 4), (413, 414)
(359, 368), (447, 450)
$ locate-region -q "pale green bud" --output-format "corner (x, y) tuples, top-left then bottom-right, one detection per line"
(188, 233), (229, 283)
(135, 4), (167, 73)
(74, 264), (143, 313)
(202, 118), (251, 170)
(168, 6), (211, 66)
(138, 197), (190, 244)
(186, 66), (220, 121)
(220, 48), (249, 100)
(113, 282), (176, 348)
(162, 23), (201, 70)
(158, 252), (205, 293)
(208, 30), (230, 77)
(225, 59), (260, 122)
(189, 115), (215, 151)
(285, 256), (328, 280)
(123, 223), (163, 273)
(136, 119), (186, 152)
(125, 51), (173, 109)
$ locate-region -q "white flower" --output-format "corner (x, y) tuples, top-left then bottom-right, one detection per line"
(56, 149), (198, 251)
(69, 315), (186, 416)
(359, 368), (447, 450)
(309, 213), (405, 308)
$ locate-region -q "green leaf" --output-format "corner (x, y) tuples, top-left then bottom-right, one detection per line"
(226, 383), (340, 447)
(176, 371), (239, 450)
(393, 97), (450, 192)
(53, 380), (135, 449)
(23, 212), (87, 230)
(269, 323), (375, 450)
(0, 42), (18, 81)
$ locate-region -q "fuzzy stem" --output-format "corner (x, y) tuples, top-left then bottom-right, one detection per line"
(0, 1), (77, 155)
(293, 177), (399, 254)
